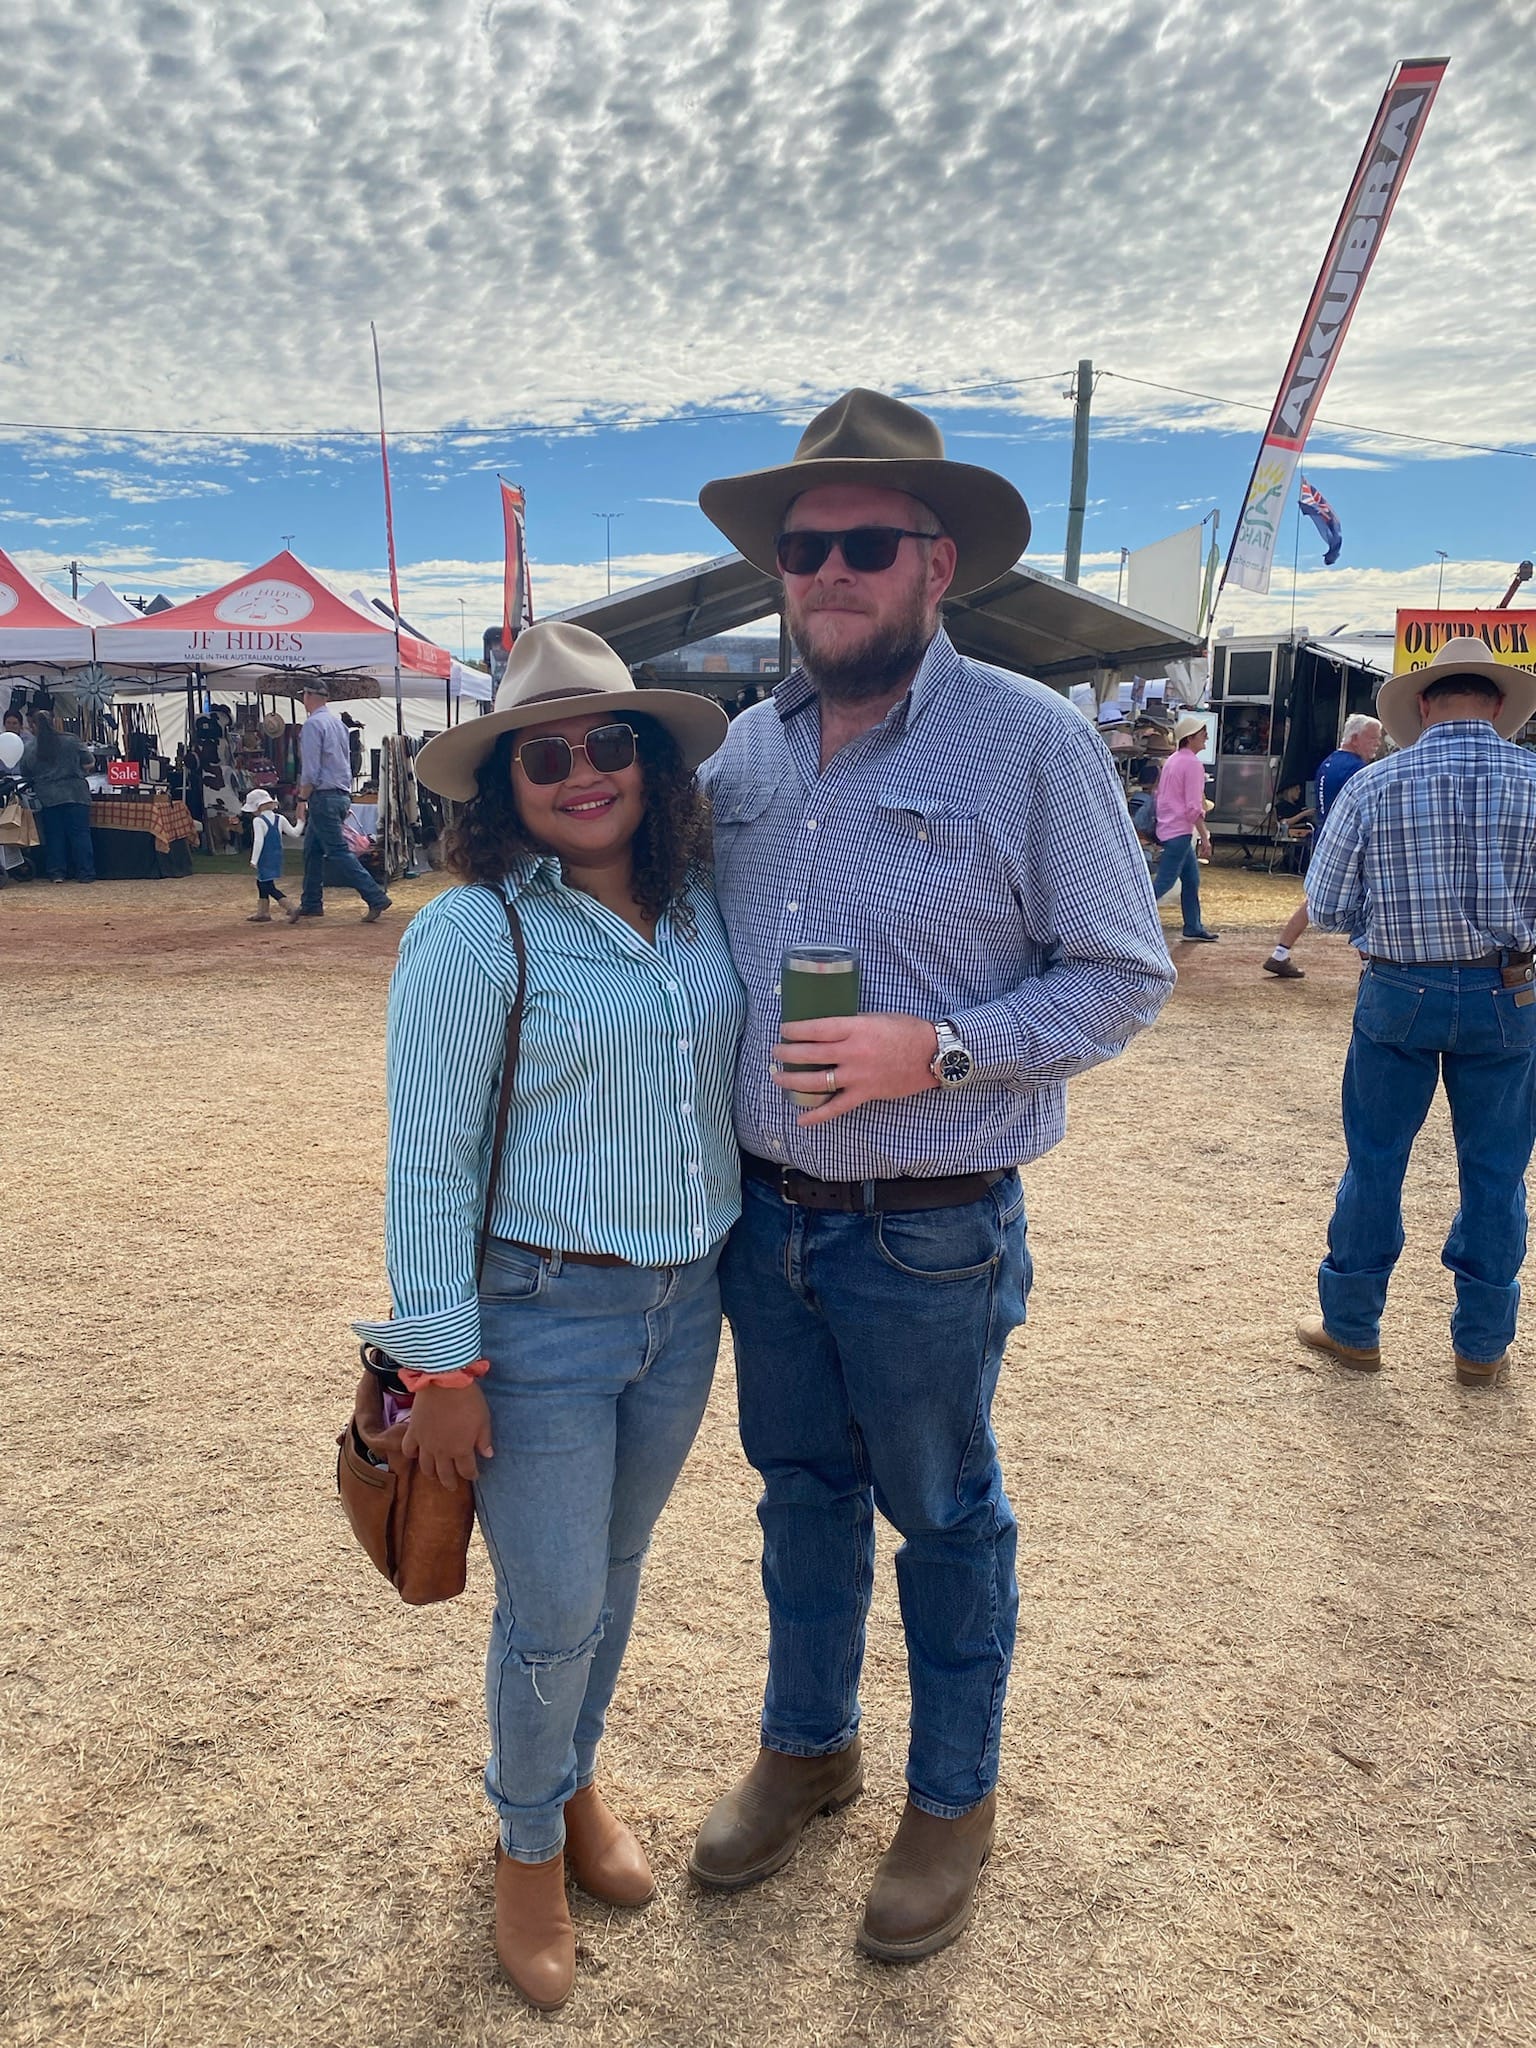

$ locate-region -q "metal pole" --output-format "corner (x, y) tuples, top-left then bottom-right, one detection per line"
(596, 512), (622, 596)
(370, 322), (405, 738)
(1063, 359), (1092, 584)
(1435, 550), (1448, 607)
(1115, 547), (1127, 606)
(459, 599), (467, 661)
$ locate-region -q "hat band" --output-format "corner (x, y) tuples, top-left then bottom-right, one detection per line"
(519, 686), (609, 707)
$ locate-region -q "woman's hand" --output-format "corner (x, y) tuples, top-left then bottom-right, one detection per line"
(402, 1381), (493, 1485)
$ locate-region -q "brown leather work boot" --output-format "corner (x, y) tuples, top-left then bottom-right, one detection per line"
(688, 1739), (864, 1890)
(858, 1792), (997, 1961)
(1455, 1351), (1509, 1388)
(494, 1845), (576, 2012)
(563, 1783), (656, 1907)
(1296, 1315), (1381, 1372)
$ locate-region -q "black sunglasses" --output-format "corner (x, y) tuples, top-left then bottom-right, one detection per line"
(514, 721), (637, 785)
(774, 526), (939, 578)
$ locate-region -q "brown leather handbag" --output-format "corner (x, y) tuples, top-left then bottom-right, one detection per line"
(336, 892), (527, 1605)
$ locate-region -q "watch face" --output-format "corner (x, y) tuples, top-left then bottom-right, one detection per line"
(938, 1048), (973, 1083)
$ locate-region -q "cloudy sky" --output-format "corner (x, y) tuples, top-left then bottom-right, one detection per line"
(1, 0), (1530, 652)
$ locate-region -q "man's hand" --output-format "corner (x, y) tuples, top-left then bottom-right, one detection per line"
(402, 1381), (493, 1486)
(1197, 828), (1212, 859)
(771, 1014), (939, 1126)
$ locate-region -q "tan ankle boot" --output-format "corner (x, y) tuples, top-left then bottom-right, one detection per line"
(858, 1792), (996, 1960)
(494, 1845), (575, 2011)
(563, 1784), (656, 1906)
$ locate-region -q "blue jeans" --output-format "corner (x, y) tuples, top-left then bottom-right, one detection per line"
(1152, 833), (1205, 934)
(1319, 963), (1536, 1363)
(474, 1239), (722, 1861)
(301, 789), (385, 911)
(40, 801), (96, 881)
(721, 1173), (1030, 1818)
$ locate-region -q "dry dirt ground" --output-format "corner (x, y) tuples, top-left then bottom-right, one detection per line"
(1, 861), (1533, 2048)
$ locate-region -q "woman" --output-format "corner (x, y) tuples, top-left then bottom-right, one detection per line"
(354, 622), (742, 2012)
(22, 711), (96, 883)
(1152, 714), (1217, 942)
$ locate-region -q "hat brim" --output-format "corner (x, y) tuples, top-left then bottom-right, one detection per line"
(413, 687), (729, 802)
(699, 457), (1031, 597)
(1374, 660), (1536, 746)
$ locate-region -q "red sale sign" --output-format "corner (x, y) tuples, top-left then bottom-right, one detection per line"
(107, 759), (141, 786)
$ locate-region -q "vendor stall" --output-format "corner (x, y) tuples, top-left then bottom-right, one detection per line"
(88, 790), (200, 878)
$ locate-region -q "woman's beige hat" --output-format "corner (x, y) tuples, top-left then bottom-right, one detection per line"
(413, 621), (728, 802)
(1173, 713), (1208, 743)
(699, 388), (1031, 598)
(1374, 635), (1536, 747)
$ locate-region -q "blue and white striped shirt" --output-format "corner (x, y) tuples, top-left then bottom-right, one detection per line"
(1307, 719), (1536, 960)
(354, 864), (746, 1373)
(702, 630), (1174, 1179)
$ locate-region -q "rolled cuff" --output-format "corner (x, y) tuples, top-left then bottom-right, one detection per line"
(351, 1296), (484, 1375)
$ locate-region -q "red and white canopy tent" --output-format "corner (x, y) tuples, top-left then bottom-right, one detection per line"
(0, 545), (98, 668)
(93, 550), (454, 718)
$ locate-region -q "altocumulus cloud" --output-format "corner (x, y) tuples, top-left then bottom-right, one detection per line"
(0, 0), (1528, 447)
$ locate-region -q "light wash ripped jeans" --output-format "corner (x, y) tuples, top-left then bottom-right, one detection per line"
(474, 1236), (722, 1862)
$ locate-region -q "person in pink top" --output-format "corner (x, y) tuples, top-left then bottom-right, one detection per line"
(1152, 715), (1217, 942)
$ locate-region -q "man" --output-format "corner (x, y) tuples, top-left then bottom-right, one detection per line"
(1151, 715), (1217, 942)
(1262, 713), (1383, 979)
(1298, 637), (1536, 1388)
(287, 680), (390, 924)
(689, 390), (1174, 1957)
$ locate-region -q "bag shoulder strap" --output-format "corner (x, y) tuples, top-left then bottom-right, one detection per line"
(475, 889), (528, 1283)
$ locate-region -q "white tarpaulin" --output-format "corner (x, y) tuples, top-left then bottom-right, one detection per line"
(1126, 526), (1204, 636)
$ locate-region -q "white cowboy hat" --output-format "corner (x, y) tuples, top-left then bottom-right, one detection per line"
(699, 388), (1031, 598)
(1375, 635), (1536, 746)
(413, 620), (728, 803)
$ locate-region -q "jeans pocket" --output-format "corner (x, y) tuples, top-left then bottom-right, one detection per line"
(1356, 972), (1424, 1045)
(873, 1198), (1003, 1282)
(478, 1241), (546, 1303)
(1495, 986), (1536, 1051)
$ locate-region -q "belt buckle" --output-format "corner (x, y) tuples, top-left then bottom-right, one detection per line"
(778, 1164), (798, 1206)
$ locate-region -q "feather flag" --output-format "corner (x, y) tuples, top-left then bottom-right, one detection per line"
(500, 480), (534, 659)
(1299, 478), (1343, 565)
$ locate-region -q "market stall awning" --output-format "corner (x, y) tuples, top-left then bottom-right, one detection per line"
(552, 550), (1203, 681)
(94, 549), (452, 682)
(0, 545), (98, 664)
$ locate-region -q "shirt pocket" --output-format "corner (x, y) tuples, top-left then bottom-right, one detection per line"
(710, 777), (781, 884)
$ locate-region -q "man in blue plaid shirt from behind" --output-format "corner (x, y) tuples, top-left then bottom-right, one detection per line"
(1300, 635), (1536, 1389)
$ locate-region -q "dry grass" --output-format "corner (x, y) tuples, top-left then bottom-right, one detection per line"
(2, 860), (1533, 2048)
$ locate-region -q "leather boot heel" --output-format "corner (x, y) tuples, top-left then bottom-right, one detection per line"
(494, 1846), (576, 2012)
(563, 1784), (656, 1907)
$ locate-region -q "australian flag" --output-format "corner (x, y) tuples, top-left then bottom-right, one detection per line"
(1299, 477), (1342, 566)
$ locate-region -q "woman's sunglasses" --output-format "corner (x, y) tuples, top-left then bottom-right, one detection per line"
(514, 721), (637, 785)
(774, 526), (938, 578)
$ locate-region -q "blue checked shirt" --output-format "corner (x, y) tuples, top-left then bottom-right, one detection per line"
(1307, 719), (1536, 961)
(354, 866), (746, 1373)
(702, 630), (1174, 1179)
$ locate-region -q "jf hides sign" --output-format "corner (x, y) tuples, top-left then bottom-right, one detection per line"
(1394, 609), (1536, 676)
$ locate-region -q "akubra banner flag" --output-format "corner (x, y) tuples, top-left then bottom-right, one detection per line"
(1221, 57), (1447, 600)
(500, 480), (534, 671)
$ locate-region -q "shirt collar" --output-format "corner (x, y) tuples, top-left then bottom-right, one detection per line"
(772, 625), (963, 736)
(1414, 718), (1505, 748)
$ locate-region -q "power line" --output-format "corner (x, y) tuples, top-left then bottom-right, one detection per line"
(0, 373), (1071, 446)
(1096, 370), (1536, 462)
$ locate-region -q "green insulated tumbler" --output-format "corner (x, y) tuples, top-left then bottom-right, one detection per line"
(779, 946), (860, 1106)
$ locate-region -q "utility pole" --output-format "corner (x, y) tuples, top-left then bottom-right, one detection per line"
(459, 599), (468, 661)
(68, 559), (79, 598)
(1434, 549), (1448, 607)
(1063, 359), (1092, 585)
(595, 512), (622, 595)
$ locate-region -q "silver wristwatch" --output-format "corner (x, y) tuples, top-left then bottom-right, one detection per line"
(930, 1020), (975, 1087)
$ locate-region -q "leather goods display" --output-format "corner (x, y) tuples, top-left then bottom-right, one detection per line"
(336, 890), (527, 1603)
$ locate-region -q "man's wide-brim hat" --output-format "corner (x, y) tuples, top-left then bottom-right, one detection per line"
(413, 621), (728, 802)
(1374, 635), (1536, 747)
(698, 388), (1031, 598)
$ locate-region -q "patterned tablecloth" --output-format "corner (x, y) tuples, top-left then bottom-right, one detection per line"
(90, 797), (200, 855)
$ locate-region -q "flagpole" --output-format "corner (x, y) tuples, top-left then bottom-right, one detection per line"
(1289, 482), (1303, 641)
(370, 322), (404, 738)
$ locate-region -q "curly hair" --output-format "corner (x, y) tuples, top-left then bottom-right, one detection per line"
(443, 711), (712, 930)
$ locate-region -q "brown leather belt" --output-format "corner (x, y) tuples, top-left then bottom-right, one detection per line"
(506, 1239), (633, 1269)
(742, 1151), (1006, 1215)
(1367, 951), (1533, 968)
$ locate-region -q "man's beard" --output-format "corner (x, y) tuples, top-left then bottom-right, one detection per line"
(789, 587), (938, 704)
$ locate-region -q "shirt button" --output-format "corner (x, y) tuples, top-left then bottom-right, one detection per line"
(805, 819), (817, 831)
(787, 903), (798, 916)
(917, 829), (929, 842)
